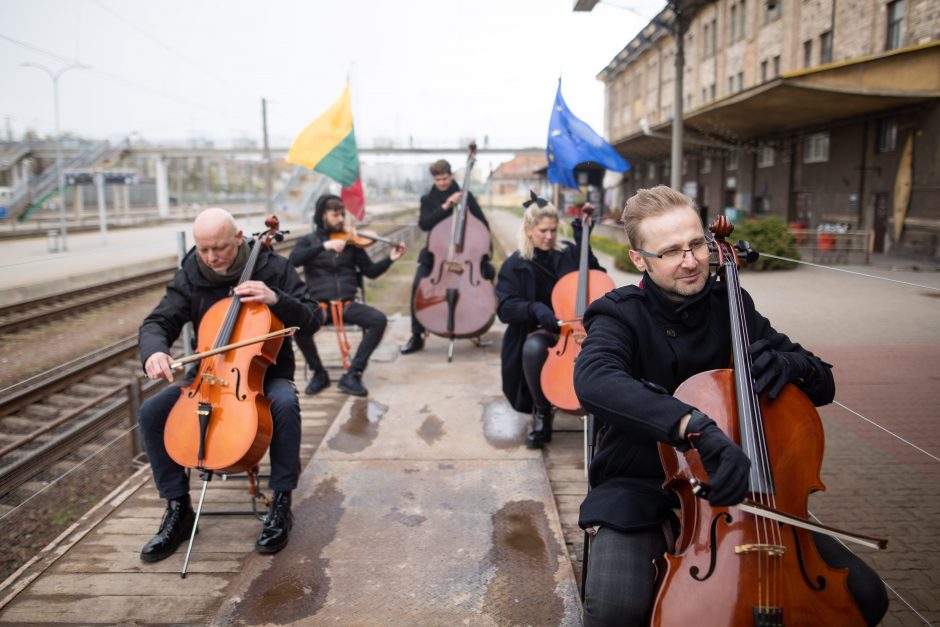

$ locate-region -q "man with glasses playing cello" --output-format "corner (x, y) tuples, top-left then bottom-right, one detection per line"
(573, 185), (887, 626)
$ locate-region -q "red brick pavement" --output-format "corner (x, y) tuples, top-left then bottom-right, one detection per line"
(810, 344), (939, 626)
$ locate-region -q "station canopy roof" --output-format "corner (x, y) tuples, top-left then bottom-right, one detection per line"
(613, 41), (940, 158)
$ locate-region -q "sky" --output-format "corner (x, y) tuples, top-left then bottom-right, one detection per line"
(0, 0), (663, 150)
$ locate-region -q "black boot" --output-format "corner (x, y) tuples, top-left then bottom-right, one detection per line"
(525, 407), (555, 449)
(140, 495), (196, 562)
(400, 334), (425, 354)
(304, 369), (330, 395)
(256, 491), (293, 554)
(337, 369), (368, 396)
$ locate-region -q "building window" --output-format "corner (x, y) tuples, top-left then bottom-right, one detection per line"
(737, 72), (744, 92)
(663, 162), (671, 181)
(877, 119), (899, 153)
(764, 0), (782, 23)
(761, 60), (768, 82)
(710, 18), (718, 55)
(683, 158), (688, 175)
(730, 4), (737, 43)
(739, 0), (747, 39)
(728, 76), (735, 93)
(647, 163), (657, 180)
(704, 22), (712, 57)
(803, 39), (813, 67)
(758, 144), (775, 168)
(702, 157), (712, 174)
(702, 87), (708, 102)
(710, 83), (717, 99)
(886, 0), (904, 50)
(820, 30), (833, 64)
(728, 150), (739, 171)
(803, 132), (830, 163)
(773, 55), (781, 77)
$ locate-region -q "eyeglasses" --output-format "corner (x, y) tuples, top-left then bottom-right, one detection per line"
(634, 235), (713, 263)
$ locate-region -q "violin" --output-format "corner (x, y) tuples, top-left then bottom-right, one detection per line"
(540, 205), (615, 412)
(414, 141), (496, 349)
(650, 216), (885, 626)
(163, 216), (287, 477)
(329, 228), (404, 251)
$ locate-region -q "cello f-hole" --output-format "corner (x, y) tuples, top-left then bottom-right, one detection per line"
(464, 260), (480, 286)
(232, 367), (247, 401)
(690, 511), (733, 582)
(790, 526), (827, 592)
(429, 262), (446, 286)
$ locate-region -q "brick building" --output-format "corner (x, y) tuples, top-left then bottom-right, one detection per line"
(600, 0), (940, 259)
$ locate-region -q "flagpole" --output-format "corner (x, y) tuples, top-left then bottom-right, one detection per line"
(262, 97), (273, 213)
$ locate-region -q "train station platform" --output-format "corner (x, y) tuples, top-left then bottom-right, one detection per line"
(0, 203), (938, 624)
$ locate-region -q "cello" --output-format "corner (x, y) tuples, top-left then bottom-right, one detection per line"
(163, 215), (290, 576)
(651, 216), (886, 625)
(414, 142), (496, 360)
(540, 204), (615, 413)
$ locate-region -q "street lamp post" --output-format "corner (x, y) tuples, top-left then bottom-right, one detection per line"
(21, 62), (87, 252)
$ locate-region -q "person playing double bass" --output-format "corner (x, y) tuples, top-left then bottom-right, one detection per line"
(573, 185), (887, 626)
(137, 208), (321, 562)
(495, 192), (603, 448)
(289, 194), (405, 396)
(400, 158), (495, 354)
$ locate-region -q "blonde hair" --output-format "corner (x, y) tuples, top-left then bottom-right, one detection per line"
(517, 202), (563, 259)
(621, 185), (698, 249)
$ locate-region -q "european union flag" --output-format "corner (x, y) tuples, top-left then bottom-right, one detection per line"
(546, 80), (630, 189)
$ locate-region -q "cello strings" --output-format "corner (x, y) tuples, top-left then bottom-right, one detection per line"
(757, 253), (940, 292)
(832, 401), (940, 463)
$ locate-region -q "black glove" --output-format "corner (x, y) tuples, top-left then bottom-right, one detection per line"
(681, 411), (751, 507)
(530, 302), (560, 334)
(749, 339), (814, 400)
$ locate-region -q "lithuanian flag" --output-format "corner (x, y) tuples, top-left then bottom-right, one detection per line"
(287, 85), (366, 220)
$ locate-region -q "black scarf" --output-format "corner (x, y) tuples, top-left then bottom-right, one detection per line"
(426, 180), (460, 206)
(195, 240), (251, 286)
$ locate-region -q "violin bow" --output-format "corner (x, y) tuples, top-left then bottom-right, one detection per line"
(169, 327), (299, 370)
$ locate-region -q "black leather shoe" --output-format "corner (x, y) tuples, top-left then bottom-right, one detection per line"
(525, 407), (555, 449)
(140, 495), (196, 562)
(400, 334), (425, 354)
(256, 491), (293, 554)
(304, 369), (330, 395)
(337, 369), (368, 396)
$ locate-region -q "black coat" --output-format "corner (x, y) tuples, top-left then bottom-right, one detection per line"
(573, 274), (835, 532)
(496, 222), (604, 413)
(139, 242), (320, 382)
(288, 228), (393, 302)
(417, 181), (490, 269)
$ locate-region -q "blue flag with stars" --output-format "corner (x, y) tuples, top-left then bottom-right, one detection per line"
(546, 80), (629, 189)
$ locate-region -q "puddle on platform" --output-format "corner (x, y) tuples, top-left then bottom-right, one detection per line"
(482, 500), (565, 625)
(231, 476), (344, 624)
(384, 506), (427, 527)
(416, 414), (445, 445)
(482, 399), (529, 448)
(327, 398), (388, 453)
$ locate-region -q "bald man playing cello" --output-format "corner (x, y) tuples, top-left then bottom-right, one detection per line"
(137, 208), (320, 562)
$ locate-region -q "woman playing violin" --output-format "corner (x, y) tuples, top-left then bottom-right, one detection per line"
(495, 192), (603, 448)
(289, 194), (405, 396)
(573, 186), (887, 626)
(137, 208), (321, 562)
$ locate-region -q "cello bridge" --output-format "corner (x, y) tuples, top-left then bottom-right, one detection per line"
(200, 374), (229, 387)
(735, 543), (786, 556)
(444, 260), (465, 274)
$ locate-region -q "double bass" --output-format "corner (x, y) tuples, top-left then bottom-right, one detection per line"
(414, 142), (496, 360)
(540, 204), (615, 413)
(651, 216), (886, 625)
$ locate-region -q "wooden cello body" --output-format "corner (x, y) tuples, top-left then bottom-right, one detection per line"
(164, 217), (284, 476)
(541, 208), (614, 413)
(414, 142), (496, 340)
(651, 216), (868, 626)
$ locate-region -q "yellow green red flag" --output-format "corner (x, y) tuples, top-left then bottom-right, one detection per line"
(287, 85), (365, 219)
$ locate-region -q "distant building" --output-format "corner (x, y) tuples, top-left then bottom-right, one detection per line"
(488, 154), (548, 196)
(600, 0), (940, 259)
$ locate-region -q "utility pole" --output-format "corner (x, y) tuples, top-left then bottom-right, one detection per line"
(262, 98), (273, 213)
(21, 62), (87, 252)
(670, 2), (686, 191)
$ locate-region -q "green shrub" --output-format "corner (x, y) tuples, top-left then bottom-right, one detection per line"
(728, 217), (799, 271)
(590, 235), (642, 274)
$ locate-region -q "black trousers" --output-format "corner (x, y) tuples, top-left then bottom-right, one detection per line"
(409, 262), (431, 336)
(138, 377), (301, 500)
(521, 331), (558, 412)
(295, 301), (387, 374)
(582, 524), (889, 627)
